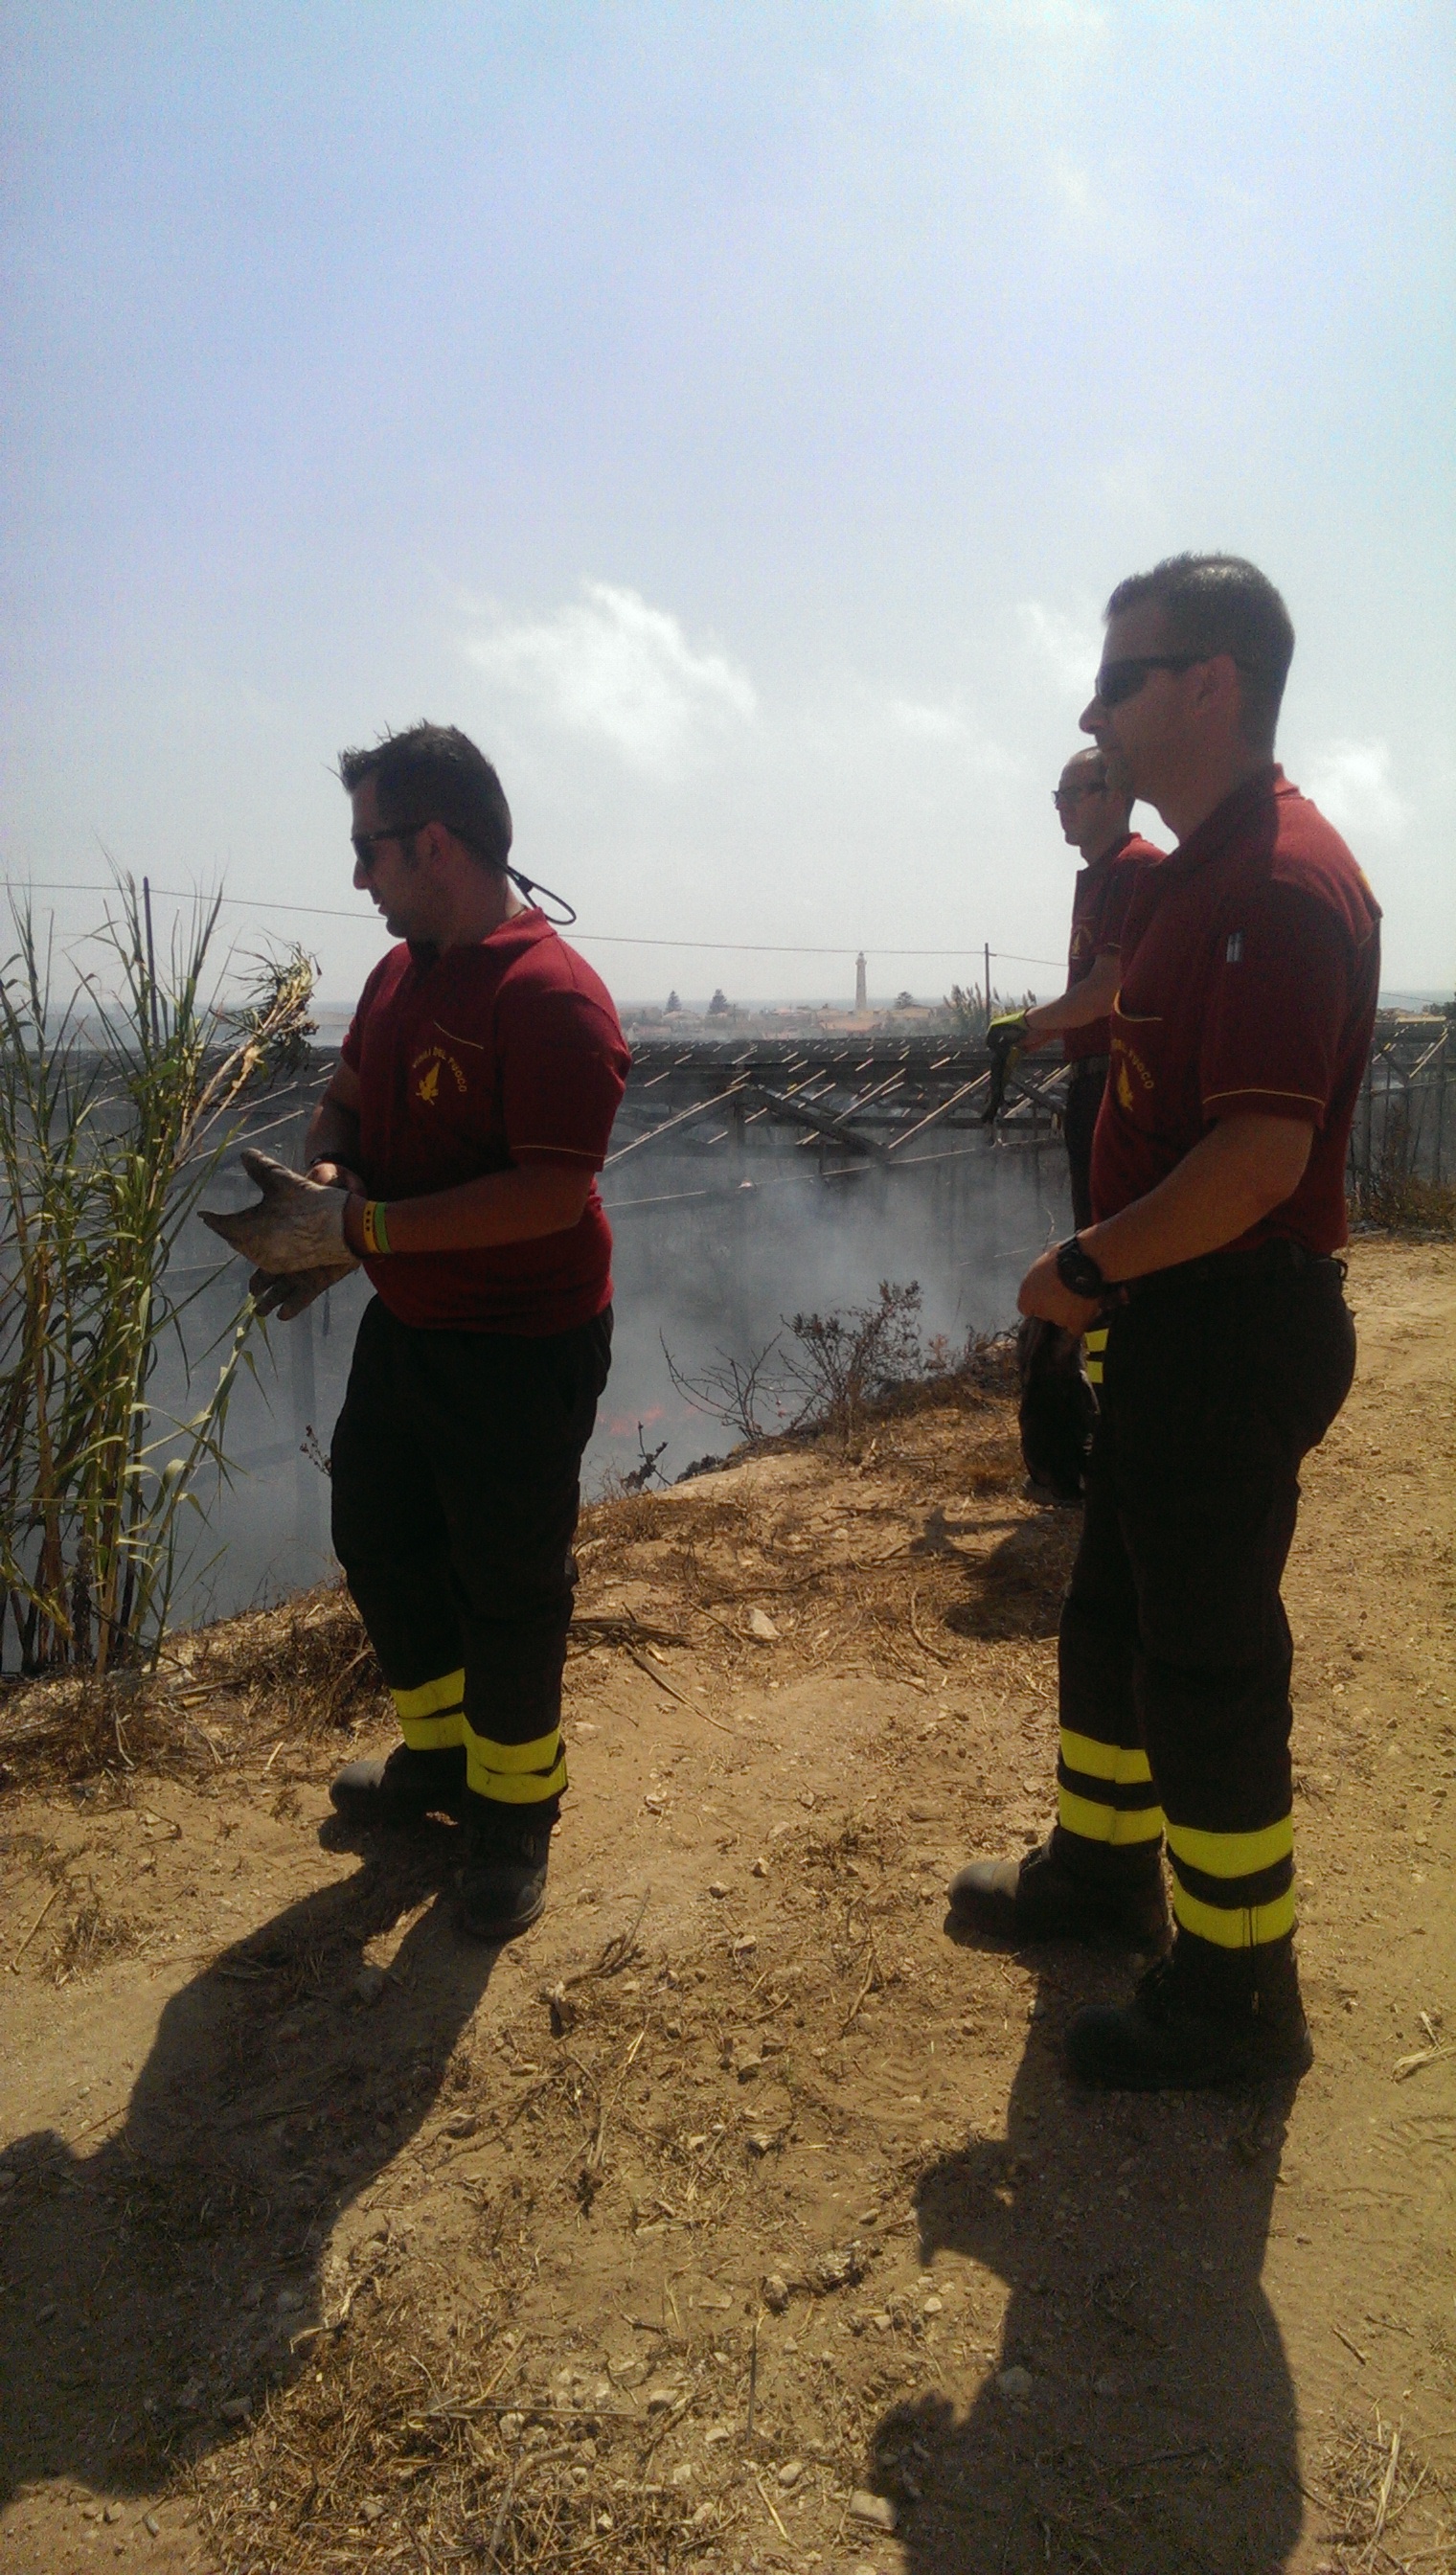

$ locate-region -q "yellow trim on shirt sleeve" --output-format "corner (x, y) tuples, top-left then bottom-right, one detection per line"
(1200, 1085), (1325, 1111)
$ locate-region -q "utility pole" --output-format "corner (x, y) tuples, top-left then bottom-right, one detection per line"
(984, 942), (992, 1024)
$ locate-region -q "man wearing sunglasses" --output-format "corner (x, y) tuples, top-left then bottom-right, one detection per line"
(949, 555), (1380, 2092)
(989, 748), (1161, 1226)
(204, 724), (628, 1943)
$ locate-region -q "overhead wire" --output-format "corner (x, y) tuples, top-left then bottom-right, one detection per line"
(0, 877), (1063, 970)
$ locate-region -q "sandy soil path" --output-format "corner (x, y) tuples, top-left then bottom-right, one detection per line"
(1, 1235), (1451, 2575)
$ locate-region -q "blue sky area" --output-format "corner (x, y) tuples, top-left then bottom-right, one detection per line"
(2, 2), (1451, 1006)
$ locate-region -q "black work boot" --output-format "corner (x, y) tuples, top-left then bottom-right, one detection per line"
(329, 1742), (467, 1830)
(1065, 1934), (1314, 2091)
(947, 1834), (1170, 1951)
(454, 1805), (554, 1943)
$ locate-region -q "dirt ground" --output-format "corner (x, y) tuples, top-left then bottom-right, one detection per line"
(1, 1234), (1451, 2575)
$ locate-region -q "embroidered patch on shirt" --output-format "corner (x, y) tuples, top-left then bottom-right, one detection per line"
(1225, 930), (1244, 963)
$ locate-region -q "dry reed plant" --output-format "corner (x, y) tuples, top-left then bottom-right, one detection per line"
(0, 880), (317, 1677)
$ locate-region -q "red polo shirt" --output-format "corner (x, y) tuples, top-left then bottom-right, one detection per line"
(340, 912), (629, 1333)
(1091, 768), (1380, 1255)
(1063, 832), (1164, 1063)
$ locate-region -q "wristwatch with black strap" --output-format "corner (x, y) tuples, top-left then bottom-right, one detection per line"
(1056, 1234), (1110, 1303)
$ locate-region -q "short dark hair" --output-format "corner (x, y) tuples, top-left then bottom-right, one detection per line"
(1104, 554), (1295, 750)
(337, 723), (512, 868)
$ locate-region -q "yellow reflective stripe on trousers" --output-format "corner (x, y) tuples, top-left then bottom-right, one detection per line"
(465, 1724), (568, 1805)
(1171, 1880), (1297, 1948)
(1058, 1786), (1165, 1846)
(1166, 1816), (1294, 1878)
(1059, 1730), (1153, 1788)
(393, 1668), (466, 1749)
(1083, 1324), (1108, 1387)
(392, 1668), (466, 1721)
(466, 1725), (561, 1776)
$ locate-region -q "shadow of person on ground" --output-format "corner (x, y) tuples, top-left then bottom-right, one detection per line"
(0, 1827), (499, 2506)
(862, 1937), (1306, 2571)
(937, 1510), (1083, 1645)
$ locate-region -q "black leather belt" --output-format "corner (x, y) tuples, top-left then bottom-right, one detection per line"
(1116, 1237), (1342, 1304)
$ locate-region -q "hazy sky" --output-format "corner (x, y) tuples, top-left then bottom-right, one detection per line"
(3, 2), (1451, 1005)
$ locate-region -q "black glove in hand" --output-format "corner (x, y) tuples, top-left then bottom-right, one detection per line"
(1016, 1314), (1096, 1501)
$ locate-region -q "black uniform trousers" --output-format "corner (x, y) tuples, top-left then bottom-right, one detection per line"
(1054, 1246), (1354, 1957)
(330, 1298), (613, 1817)
(1062, 1059), (1108, 1233)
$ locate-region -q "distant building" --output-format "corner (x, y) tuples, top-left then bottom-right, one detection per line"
(854, 953), (868, 1013)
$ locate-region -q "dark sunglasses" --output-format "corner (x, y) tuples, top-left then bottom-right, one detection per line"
(351, 824), (420, 865)
(1052, 780), (1107, 806)
(1091, 653), (1213, 707)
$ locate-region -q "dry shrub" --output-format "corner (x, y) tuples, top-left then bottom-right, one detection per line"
(1318, 2413), (1450, 2567)
(1353, 1169), (1456, 1236)
(578, 1487), (674, 1549)
(56, 1880), (140, 1981)
(2, 1583), (383, 1784)
(192, 2284), (737, 2575)
(960, 1432), (1027, 1495)
(580, 1487), (755, 1568)
(193, 1582), (384, 1731)
(0, 1668), (178, 1783)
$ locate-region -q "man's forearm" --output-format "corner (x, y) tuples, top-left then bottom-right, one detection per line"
(1025, 953), (1121, 1045)
(343, 1162), (594, 1257)
(305, 1094), (362, 1173)
(1082, 1114), (1315, 1282)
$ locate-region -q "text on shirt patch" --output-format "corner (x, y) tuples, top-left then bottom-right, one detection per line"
(1225, 930), (1244, 964)
(1111, 1036), (1156, 1111)
(411, 1041), (469, 1106)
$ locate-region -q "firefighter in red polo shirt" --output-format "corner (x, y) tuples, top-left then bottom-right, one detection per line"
(949, 556), (1380, 2088)
(205, 725), (628, 1943)
(987, 746), (1162, 1226)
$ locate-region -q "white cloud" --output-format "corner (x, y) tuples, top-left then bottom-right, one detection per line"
(887, 695), (1020, 776)
(1016, 600), (1102, 699)
(1303, 738), (1412, 842)
(889, 695), (970, 743)
(1097, 444), (1169, 518)
(464, 581), (757, 781)
(912, 0), (1107, 40)
(1049, 156), (1101, 228)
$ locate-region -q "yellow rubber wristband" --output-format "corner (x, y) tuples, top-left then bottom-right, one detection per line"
(362, 1199), (392, 1256)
